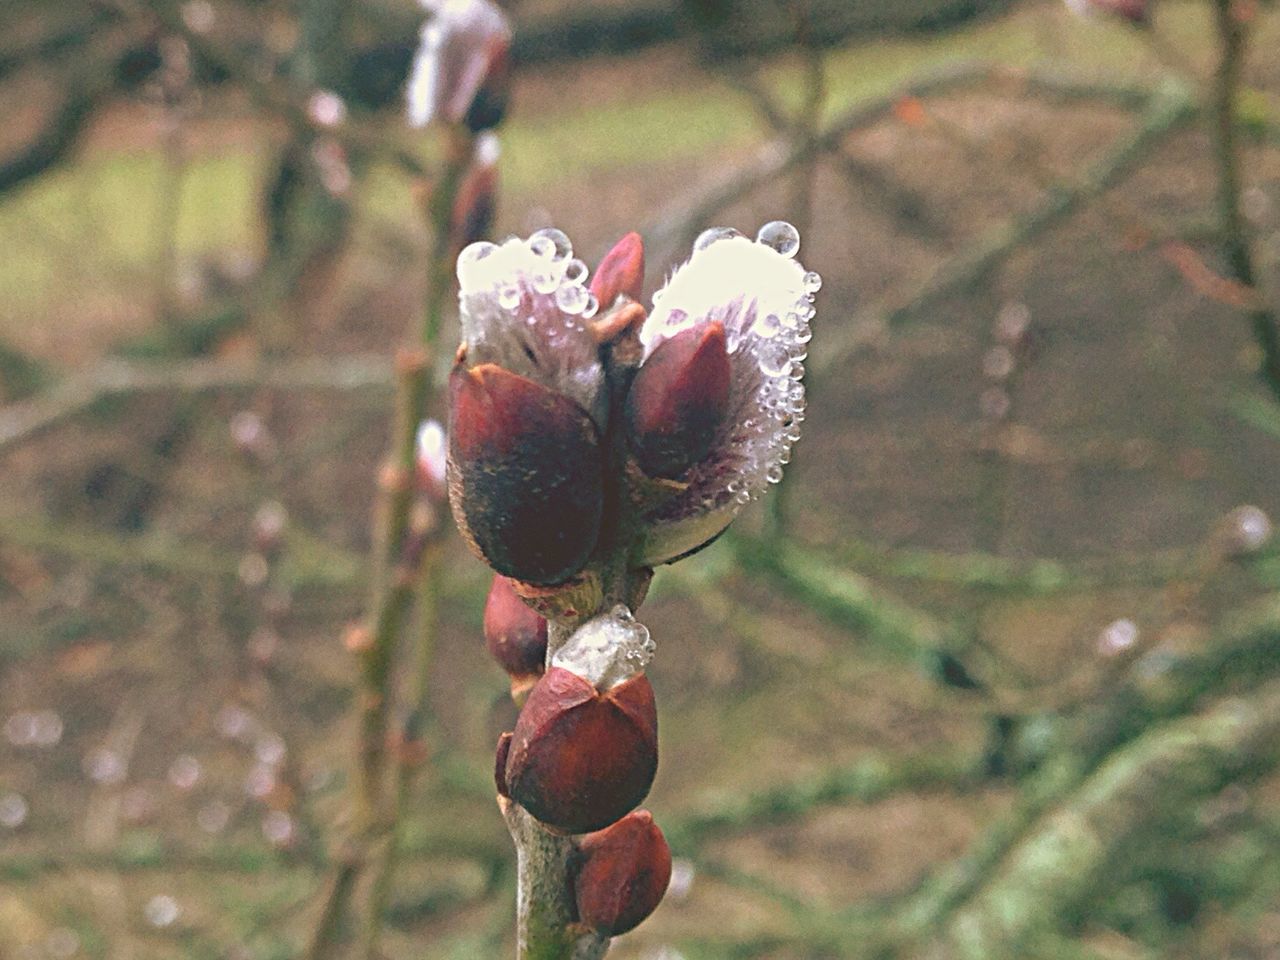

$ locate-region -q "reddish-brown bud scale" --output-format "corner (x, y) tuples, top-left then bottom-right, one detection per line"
(494, 731), (513, 798)
(625, 322), (731, 479)
(573, 810), (672, 936)
(448, 362), (604, 585)
(484, 575), (548, 681)
(590, 232), (645, 307)
(464, 37), (511, 133)
(505, 667), (658, 834)
(451, 162), (497, 252)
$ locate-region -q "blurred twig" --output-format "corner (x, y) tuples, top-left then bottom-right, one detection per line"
(1210, 0), (1280, 404)
(0, 354), (393, 455)
(815, 80), (1198, 375)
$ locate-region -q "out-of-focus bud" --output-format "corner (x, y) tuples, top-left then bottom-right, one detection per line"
(484, 574), (548, 689)
(626, 321), (731, 479)
(631, 222), (819, 566)
(572, 809), (672, 936)
(407, 0), (512, 131)
(448, 363), (604, 585)
(451, 133), (500, 252)
(590, 232), (645, 309)
(416, 419), (448, 502)
(504, 607), (658, 833)
(1063, 0), (1150, 24)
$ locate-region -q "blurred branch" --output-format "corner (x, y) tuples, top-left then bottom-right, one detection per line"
(665, 748), (985, 854)
(731, 534), (991, 693)
(933, 678), (1280, 958)
(0, 354), (393, 455)
(141, 0), (428, 178)
(1210, 0), (1280, 405)
(0, 513), (363, 589)
(815, 80), (1197, 374)
(0, 58), (117, 195)
(883, 589), (1280, 954)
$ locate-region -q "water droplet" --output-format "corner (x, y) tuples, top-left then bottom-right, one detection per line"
(498, 284), (521, 310)
(144, 895), (180, 929)
(530, 227), (572, 262)
(581, 292), (599, 319)
(755, 220), (800, 258)
(693, 226), (742, 251)
(555, 283), (588, 315)
(734, 490), (752, 505)
(0, 792), (28, 828)
(757, 343), (788, 378)
(752, 312), (782, 339)
(563, 258), (588, 284)
(803, 271), (822, 293)
(668, 859), (697, 901)
(456, 241), (497, 285)
(765, 465), (785, 484)
(528, 234), (556, 259)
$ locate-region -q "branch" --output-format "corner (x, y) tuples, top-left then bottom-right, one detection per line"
(814, 81), (1198, 376)
(0, 354), (393, 455)
(731, 535), (990, 693)
(1210, 0), (1280, 404)
(664, 748), (984, 855)
(935, 678), (1280, 958)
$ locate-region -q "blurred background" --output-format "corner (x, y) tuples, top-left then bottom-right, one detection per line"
(4, 0), (1280, 957)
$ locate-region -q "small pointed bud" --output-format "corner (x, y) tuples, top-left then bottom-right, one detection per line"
(505, 668), (657, 833)
(504, 608), (657, 833)
(450, 133), (499, 252)
(407, 0), (512, 129)
(573, 810), (672, 936)
(626, 321), (731, 479)
(484, 575), (548, 682)
(448, 362), (604, 585)
(590, 232), (645, 308)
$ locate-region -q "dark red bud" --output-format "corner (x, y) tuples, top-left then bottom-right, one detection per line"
(590, 232), (645, 307)
(484, 575), (548, 681)
(573, 810), (672, 936)
(464, 36), (511, 133)
(495, 731), (513, 798)
(451, 161), (497, 252)
(626, 322), (731, 479)
(448, 362), (604, 585)
(505, 667), (658, 834)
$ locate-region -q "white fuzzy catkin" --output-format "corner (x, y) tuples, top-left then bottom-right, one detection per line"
(456, 229), (606, 425)
(641, 223), (819, 516)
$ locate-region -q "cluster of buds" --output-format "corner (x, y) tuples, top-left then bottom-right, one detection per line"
(451, 222), (819, 938)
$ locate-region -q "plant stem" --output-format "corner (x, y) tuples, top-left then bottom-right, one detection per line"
(307, 127), (473, 959)
(1210, 0), (1280, 404)
(360, 534), (446, 959)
